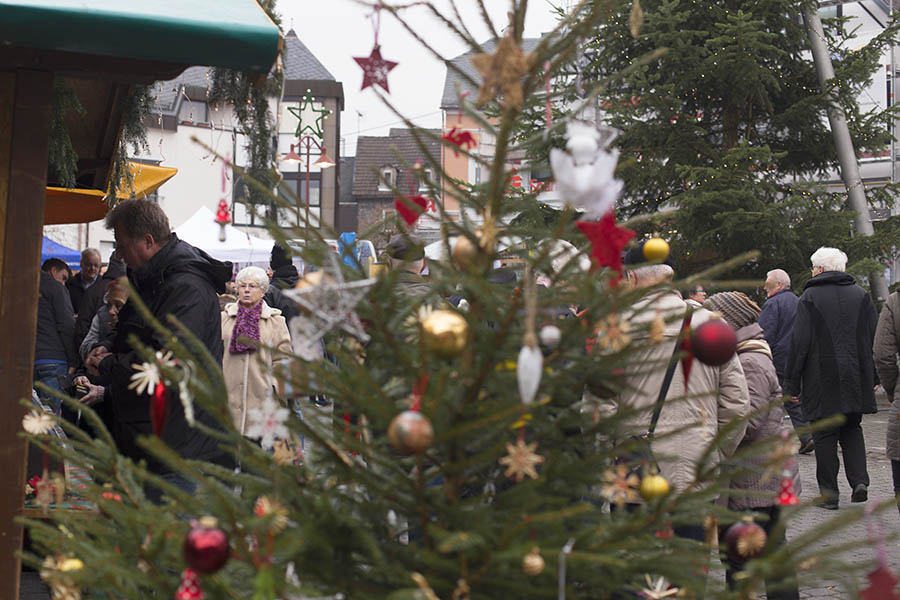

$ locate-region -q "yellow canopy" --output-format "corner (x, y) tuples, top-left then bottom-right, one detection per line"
(44, 163), (178, 225)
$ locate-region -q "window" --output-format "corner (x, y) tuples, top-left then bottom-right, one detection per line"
(378, 167), (396, 191)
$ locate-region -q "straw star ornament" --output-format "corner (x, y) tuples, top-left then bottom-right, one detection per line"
(499, 440), (545, 482)
(471, 35), (534, 110)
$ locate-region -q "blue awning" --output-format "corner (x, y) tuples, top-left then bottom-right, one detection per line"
(41, 236), (81, 268)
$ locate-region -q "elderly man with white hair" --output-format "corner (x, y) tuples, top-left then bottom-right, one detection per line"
(759, 268), (813, 454)
(783, 247), (878, 509)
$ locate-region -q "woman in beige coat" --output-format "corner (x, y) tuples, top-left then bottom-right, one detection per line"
(222, 266), (292, 437)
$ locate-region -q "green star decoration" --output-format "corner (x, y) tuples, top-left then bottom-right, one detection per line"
(287, 95), (329, 139)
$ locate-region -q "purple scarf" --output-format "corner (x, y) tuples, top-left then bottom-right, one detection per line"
(229, 301), (262, 354)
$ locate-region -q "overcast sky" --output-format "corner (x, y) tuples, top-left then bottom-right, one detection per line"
(280, 1), (565, 156)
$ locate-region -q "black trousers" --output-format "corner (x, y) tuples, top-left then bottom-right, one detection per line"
(811, 412), (869, 499)
(722, 506), (800, 600)
(891, 460), (900, 513)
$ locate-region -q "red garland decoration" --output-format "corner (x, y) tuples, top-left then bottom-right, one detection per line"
(175, 568), (204, 600)
(442, 127), (477, 157)
(394, 195), (428, 226)
(151, 381), (168, 437)
(575, 212), (635, 284)
(354, 46), (398, 93)
(860, 564), (900, 600)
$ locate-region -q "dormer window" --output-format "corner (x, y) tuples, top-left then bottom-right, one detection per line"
(378, 166), (396, 191)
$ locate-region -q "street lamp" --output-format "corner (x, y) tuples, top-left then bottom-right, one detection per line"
(282, 136), (335, 236)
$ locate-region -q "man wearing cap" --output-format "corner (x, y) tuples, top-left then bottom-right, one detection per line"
(588, 243), (749, 541)
(758, 268), (813, 454)
(386, 234), (431, 298)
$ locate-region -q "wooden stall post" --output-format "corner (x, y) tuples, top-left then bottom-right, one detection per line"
(0, 68), (54, 600)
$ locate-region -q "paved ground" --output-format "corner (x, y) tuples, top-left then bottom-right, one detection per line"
(18, 399), (900, 599)
(787, 399), (900, 599)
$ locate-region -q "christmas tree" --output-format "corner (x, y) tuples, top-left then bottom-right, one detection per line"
(21, 2), (898, 599)
(533, 0), (900, 289)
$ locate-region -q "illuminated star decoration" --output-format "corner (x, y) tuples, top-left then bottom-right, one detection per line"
(441, 127), (477, 157)
(860, 563), (900, 600)
(575, 212), (636, 284)
(287, 94), (329, 139)
(284, 253), (376, 347)
(471, 34), (534, 110)
(353, 45), (398, 93)
(498, 440), (545, 482)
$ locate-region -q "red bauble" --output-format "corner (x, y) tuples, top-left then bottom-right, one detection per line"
(723, 518), (767, 564)
(388, 410), (434, 455)
(184, 517), (229, 574)
(690, 320), (737, 366)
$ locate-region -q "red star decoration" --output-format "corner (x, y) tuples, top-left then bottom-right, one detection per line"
(394, 195), (428, 226)
(353, 45), (398, 93)
(861, 564), (900, 600)
(575, 212), (635, 284)
(442, 127), (478, 157)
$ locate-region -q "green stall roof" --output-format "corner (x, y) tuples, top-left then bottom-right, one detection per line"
(0, 0), (280, 73)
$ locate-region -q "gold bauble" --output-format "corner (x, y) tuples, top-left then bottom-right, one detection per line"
(422, 309), (469, 358)
(388, 410), (434, 455)
(452, 231), (489, 272)
(642, 237), (670, 263)
(522, 546), (545, 576)
(639, 473), (670, 501)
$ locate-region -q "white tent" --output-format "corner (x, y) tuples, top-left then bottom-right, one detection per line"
(174, 206), (274, 264)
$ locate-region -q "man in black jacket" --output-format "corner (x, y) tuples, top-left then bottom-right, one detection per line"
(88, 199), (233, 498)
(783, 247), (878, 509)
(34, 258), (78, 411)
(66, 248), (101, 316)
(263, 243), (299, 326)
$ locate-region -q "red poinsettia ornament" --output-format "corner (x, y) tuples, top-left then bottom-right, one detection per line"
(442, 127), (477, 157)
(575, 212), (635, 284)
(860, 563), (900, 600)
(394, 195), (428, 226)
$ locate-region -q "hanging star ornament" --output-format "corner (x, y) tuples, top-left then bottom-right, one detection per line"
(860, 563), (900, 600)
(575, 212), (636, 283)
(284, 253), (375, 348)
(471, 34), (534, 110)
(287, 95), (329, 139)
(499, 440), (545, 482)
(354, 45), (398, 93)
(640, 574), (679, 599)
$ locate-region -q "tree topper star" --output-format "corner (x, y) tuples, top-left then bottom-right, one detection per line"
(354, 45), (398, 93)
(287, 95), (329, 140)
(499, 440), (545, 482)
(471, 35), (534, 110)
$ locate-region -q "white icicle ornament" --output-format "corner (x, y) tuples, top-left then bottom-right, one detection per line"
(549, 122), (623, 219)
(516, 345), (543, 405)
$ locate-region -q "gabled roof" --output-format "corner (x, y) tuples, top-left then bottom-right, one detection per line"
(283, 29), (335, 81)
(440, 37), (542, 110)
(352, 128), (442, 197)
(152, 66), (211, 115)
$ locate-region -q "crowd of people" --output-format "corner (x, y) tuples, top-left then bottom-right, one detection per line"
(32, 199), (900, 595)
